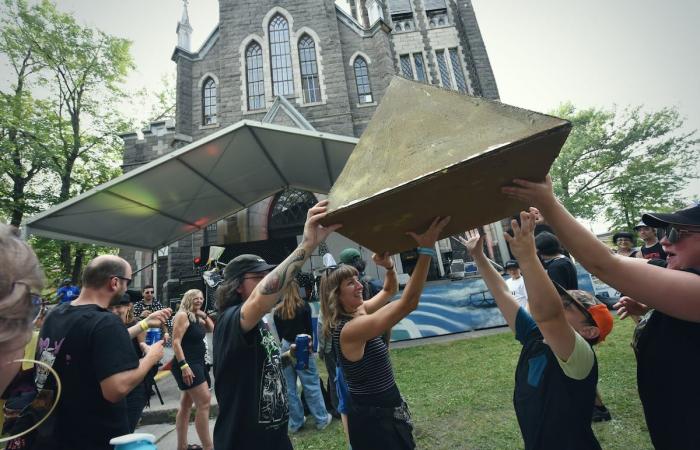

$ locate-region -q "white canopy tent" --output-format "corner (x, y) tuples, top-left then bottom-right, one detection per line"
(24, 120), (358, 251)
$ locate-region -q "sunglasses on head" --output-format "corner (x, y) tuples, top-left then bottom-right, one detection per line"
(659, 224), (700, 244)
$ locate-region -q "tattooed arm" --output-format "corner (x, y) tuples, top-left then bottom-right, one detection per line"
(239, 200), (341, 332)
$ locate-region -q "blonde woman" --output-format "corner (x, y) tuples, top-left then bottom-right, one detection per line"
(273, 281), (331, 432)
(171, 289), (214, 450)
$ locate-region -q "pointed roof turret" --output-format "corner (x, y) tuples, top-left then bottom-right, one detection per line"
(177, 0), (193, 51)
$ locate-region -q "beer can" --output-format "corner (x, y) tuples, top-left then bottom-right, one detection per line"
(145, 328), (161, 346)
(295, 334), (311, 370)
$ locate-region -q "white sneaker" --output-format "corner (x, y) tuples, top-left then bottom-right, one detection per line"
(316, 413), (333, 430)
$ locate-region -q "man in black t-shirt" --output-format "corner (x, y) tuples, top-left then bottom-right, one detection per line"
(634, 221), (667, 261)
(36, 255), (165, 450)
(213, 200), (340, 450)
(535, 231), (579, 290)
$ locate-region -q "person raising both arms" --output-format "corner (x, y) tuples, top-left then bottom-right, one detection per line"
(459, 211), (612, 450)
(321, 216), (450, 450)
(504, 176), (700, 449)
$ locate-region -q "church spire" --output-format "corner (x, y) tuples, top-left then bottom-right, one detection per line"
(176, 0), (193, 51)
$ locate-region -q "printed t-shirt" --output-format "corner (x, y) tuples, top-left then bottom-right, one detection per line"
(37, 303), (139, 449)
(213, 304), (291, 450)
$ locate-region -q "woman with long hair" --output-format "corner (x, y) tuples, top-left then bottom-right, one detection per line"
(171, 289), (214, 450)
(320, 216), (450, 450)
(273, 280), (331, 432)
(503, 176), (700, 449)
(0, 224), (44, 395)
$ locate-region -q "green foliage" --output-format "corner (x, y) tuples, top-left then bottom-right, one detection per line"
(292, 320), (652, 449)
(550, 103), (698, 231)
(0, 0), (135, 284)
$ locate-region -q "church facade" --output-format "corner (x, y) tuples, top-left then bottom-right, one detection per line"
(121, 0), (503, 300)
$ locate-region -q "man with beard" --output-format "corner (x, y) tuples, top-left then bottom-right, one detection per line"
(35, 255), (166, 449)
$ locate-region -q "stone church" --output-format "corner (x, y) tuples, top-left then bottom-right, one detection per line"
(121, 0), (503, 301)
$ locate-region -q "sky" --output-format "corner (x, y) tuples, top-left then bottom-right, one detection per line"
(5, 0), (700, 224)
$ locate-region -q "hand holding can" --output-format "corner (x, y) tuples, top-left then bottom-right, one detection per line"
(294, 334), (311, 370)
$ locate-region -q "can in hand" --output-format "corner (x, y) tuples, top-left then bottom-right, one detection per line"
(145, 328), (161, 346)
(295, 334), (311, 370)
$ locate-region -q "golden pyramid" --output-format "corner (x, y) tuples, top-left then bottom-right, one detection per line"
(321, 76), (571, 254)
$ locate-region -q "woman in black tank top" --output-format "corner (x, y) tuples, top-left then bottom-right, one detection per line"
(171, 289), (215, 450)
(320, 216), (450, 450)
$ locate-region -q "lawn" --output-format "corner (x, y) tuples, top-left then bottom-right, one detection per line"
(291, 318), (652, 449)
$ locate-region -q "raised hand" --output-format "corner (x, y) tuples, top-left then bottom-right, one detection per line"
(302, 200), (342, 249)
(406, 216), (451, 248)
(502, 175), (557, 209)
(146, 308), (172, 328)
(613, 296), (650, 320)
(504, 210), (537, 260)
(455, 229), (484, 257)
(372, 252), (395, 270)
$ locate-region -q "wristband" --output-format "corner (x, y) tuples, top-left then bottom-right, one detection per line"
(416, 247), (437, 257)
(178, 359), (188, 368)
(180, 363), (190, 371)
(139, 320), (149, 332)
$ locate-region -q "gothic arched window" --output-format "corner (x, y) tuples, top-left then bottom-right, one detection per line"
(268, 189), (317, 238)
(269, 15), (294, 97)
(202, 77), (217, 125)
(353, 57), (373, 104)
(246, 42), (265, 110)
(298, 34), (320, 103)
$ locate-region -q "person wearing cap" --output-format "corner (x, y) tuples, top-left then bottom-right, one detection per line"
(634, 221), (667, 260)
(460, 210), (612, 450)
(535, 231), (578, 290)
(504, 260), (528, 309)
(55, 277), (80, 304)
(504, 176), (700, 449)
(212, 200), (341, 450)
(612, 231), (638, 257)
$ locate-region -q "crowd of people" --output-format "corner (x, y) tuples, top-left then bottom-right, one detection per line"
(0, 183), (698, 449)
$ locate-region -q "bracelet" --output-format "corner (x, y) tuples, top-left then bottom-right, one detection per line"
(139, 320), (149, 332)
(416, 247), (437, 257)
(180, 363), (190, 371)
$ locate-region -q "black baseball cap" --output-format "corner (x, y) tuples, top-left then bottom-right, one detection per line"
(115, 294), (132, 306)
(504, 260), (519, 269)
(223, 254), (276, 281)
(642, 203), (700, 228)
(612, 231), (634, 243)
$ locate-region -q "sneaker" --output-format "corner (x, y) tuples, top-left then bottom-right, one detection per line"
(289, 416), (306, 433)
(592, 404), (612, 422)
(316, 413), (333, 430)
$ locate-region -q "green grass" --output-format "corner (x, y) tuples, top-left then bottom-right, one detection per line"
(291, 319), (653, 449)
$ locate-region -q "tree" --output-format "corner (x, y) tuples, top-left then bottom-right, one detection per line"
(0, 0), (134, 281)
(550, 103), (698, 231)
(0, 0), (56, 226)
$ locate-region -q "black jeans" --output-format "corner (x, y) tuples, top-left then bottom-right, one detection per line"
(347, 400), (415, 450)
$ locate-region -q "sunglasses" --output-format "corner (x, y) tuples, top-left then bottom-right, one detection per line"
(659, 225), (700, 244)
(112, 275), (132, 286)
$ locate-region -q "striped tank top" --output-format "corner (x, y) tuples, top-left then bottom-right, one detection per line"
(333, 316), (400, 407)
